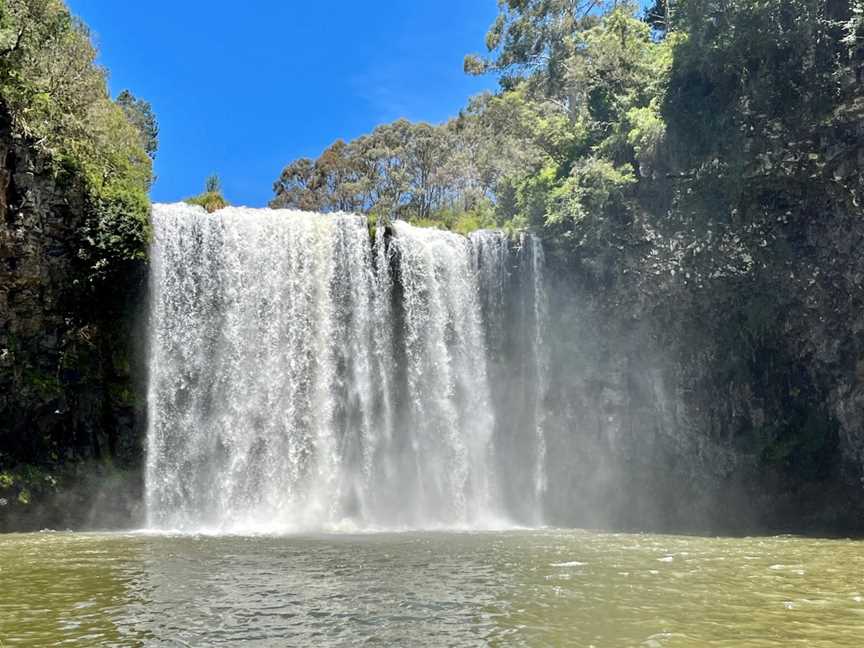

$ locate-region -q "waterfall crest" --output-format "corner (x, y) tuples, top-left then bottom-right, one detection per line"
(146, 204), (547, 532)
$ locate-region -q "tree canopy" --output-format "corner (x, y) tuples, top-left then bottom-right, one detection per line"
(270, 0), (861, 263)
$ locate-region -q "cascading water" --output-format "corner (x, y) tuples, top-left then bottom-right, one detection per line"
(470, 230), (550, 525)
(146, 203), (548, 532)
(524, 234), (550, 520)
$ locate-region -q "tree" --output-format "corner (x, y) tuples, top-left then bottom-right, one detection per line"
(465, 6), (673, 232)
(115, 90), (158, 160)
(465, 0), (610, 101)
(271, 157), (323, 211)
(644, 0), (672, 35)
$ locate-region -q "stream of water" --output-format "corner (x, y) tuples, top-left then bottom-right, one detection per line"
(146, 204), (548, 532)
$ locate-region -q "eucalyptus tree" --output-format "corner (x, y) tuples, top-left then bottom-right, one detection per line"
(271, 157), (322, 211)
(464, 0), (611, 103)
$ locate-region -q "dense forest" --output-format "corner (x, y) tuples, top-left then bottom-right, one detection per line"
(2, 0), (864, 531)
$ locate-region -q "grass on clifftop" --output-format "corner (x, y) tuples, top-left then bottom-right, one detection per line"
(184, 174), (229, 213)
(184, 191), (229, 213)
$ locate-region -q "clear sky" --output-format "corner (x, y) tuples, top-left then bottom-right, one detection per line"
(64, 1), (500, 207)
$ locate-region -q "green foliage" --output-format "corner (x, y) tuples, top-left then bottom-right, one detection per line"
(0, 0), (154, 283)
(185, 191), (229, 213)
(115, 89), (158, 160)
(272, 118), (513, 227)
(474, 6), (673, 235)
(0, 464), (58, 507)
(268, 0), (858, 302)
(548, 158), (635, 226)
(625, 101), (665, 171)
(271, 5), (666, 239)
(412, 205), (497, 235)
(205, 173), (221, 194)
(184, 175), (229, 213)
(465, 0), (608, 97)
(108, 381), (138, 407)
(22, 367), (61, 397)
(664, 0), (850, 163)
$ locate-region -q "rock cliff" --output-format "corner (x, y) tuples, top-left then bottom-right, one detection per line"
(0, 107), (146, 531)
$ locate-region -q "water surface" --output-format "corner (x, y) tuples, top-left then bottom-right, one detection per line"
(1, 530), (862, 646)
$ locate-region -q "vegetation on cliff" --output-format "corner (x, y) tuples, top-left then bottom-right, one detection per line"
(0, 0), (156, 283)
(184, 174), (229, 213)
(273, 0), (862, 241)
(0, 0), (156, 528)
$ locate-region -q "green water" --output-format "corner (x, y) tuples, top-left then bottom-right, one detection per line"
(1, 530), (863, 646)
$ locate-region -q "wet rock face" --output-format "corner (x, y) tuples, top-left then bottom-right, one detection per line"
(0, 113), (78, 458)
(538, 193), (864, 535)
(804, 212), (864, 477)
(0, 108), (146, 531)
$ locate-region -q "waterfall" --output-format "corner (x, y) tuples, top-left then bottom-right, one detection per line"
(146, 204), (548, 532)
(469, 230), (550, 525)
(523, 234), (549, 521)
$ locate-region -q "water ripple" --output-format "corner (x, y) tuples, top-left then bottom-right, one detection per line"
(1, 530), (863, 646)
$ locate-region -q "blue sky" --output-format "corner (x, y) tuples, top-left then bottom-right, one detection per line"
(66, 1), (500, 207)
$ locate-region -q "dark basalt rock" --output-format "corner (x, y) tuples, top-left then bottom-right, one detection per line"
(0, 105), (146, 532)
